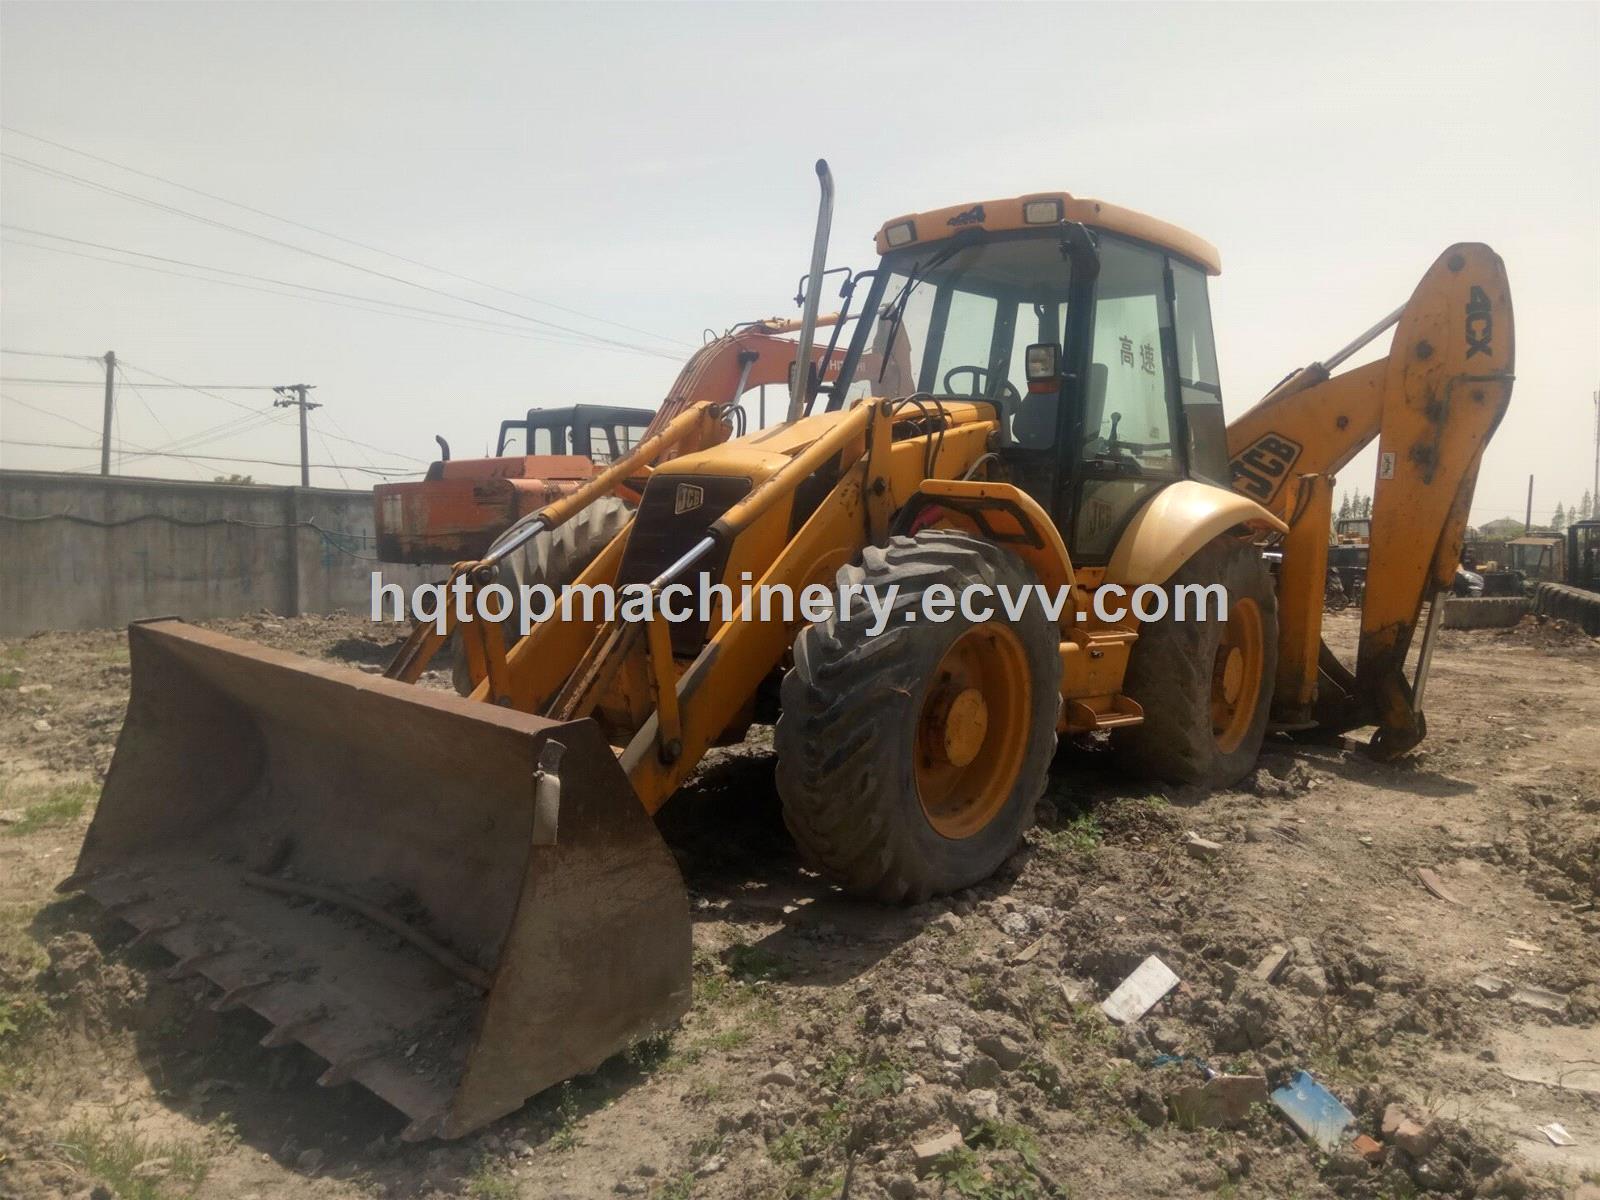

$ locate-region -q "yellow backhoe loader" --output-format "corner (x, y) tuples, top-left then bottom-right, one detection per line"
(62, 163), (1513, 1140)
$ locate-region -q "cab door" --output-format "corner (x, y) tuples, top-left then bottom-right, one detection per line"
(1065, 237), (1184, 562)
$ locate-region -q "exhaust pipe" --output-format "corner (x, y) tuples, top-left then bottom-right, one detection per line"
(787, 159), (835, 424)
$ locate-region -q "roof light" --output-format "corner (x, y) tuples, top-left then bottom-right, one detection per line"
(883, 220), (917, 247)
(1023, 199), (1064, 225)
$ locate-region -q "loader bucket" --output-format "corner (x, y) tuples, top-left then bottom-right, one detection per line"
(62, 620), (691, 1141)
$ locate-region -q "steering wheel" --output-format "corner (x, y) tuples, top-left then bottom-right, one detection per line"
(942, 365), (1021, 406)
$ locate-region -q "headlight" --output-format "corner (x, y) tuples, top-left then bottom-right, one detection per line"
(883, 221), (916, 247)
(1023, 198), (1064, 225)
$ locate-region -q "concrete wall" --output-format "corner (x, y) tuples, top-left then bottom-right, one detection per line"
(0, 470), (435, 636)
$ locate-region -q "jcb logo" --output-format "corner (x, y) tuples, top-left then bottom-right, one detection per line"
(1465, 285), (1492, 359)
(1229, 433), (1303, 502)
(673, 483), (705, 515)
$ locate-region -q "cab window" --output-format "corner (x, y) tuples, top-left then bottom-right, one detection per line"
(1084, 239), (1177, 476)
(844, 234), (1073, 435)
(1170, 259), (1228, 483)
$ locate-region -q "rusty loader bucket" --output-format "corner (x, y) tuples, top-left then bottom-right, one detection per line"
(61, 620), (691, 1140)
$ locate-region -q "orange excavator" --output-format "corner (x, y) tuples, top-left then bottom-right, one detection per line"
(373, 316), (854, 565)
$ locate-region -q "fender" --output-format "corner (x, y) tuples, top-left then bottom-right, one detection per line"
(894, 478), (1075, 598)
(1105, 480), (1285, 588)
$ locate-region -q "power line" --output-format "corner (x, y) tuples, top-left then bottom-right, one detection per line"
(309, 411), (351, 489)
(111, 357), (423, 466)
(1, 123), (695, 351)
(3, 391), (247, 479)
(2, 391), (118, 439)
(2, 437), (421, 477)
(2, 151), (680, 360)
(114, 362), (176, 441)
(4, 224), (635, 344)
(0, 348), (103, 362)
(1, 376), (276, 389)
(3, 234), (662, 357)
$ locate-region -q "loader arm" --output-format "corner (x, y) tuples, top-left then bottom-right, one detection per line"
(1226, 243), (1514, 755)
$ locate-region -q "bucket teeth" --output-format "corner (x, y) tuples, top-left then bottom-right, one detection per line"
(260, 1005), (329, 1048)
(317, 1046), (387, 1088)
(212, 976), (280, 1013)
(106, 891), (152, 914)
(165, 946), (231, 981)
(400, 1114), (447, 1143)
(129, 916), (185, 947)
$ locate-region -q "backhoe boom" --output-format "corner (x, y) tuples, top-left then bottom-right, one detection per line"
(1226, 243), (1515, 754)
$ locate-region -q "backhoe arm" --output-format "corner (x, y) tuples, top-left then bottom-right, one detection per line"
(1226, 243), (1514, 755)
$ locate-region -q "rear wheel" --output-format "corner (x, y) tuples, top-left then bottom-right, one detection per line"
(451, 496), (632, 695)
(775, 531), (1061, 903)
(1111, 536), (1278, 787)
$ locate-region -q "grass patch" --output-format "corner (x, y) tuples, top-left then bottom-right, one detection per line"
(57, 1120), (210, 1200)
(0, 992), (50, 1050)
(931, 1144), (1044, 1199)
(467, 1157), (518, 1199)
(2, 782), (97, 837)
(725, 941), (789, 983)
(705, 1026), (751, 1052)
(550, 1082), (583, 1151)
(0, 668), (21, 689)
(623, 1030), (675, 1072)
(684, 1078), (729, 1106)
(1303, 1003), (1385, 1084)
(929, 1121), (1056, 1199)
(1038, 810), (1102, 856)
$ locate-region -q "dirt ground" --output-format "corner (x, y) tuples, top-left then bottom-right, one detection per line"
(1, 609), (1596, 1200)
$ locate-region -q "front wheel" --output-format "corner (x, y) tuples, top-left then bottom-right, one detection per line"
(1111, 536), (1278, 787)
(775, 531), (1061, 903)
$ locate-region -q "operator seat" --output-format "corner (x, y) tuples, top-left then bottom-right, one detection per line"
(1013, 363), (1106, 449)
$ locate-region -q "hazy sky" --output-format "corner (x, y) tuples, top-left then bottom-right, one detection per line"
(2, 2), (1596, 525)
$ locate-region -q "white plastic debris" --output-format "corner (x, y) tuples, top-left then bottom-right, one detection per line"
(1537, 1122), (1576, 1147)
(1100, 954), (1179, 1024)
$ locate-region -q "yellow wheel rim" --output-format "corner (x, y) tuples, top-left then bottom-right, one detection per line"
(915, 624), (1030, 839)
(1211, 596), (1264, 754)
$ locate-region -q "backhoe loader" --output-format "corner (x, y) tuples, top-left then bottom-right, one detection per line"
(63, 162), (1514, 1140)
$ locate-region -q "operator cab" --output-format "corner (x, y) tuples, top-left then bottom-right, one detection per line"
(828, 193), (1228, 564)
(497, 404), (653, 465)
(1570, 520), (1600, 592)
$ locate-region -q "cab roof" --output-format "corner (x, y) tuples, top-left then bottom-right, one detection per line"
(874, 192), (1221, 276)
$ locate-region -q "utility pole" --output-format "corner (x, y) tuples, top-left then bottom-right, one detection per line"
(272, 383), (319, 487)
(100, 350), (116, 476)
(1592, 386), (1598, 506)
(1525, 474), (1534, 533)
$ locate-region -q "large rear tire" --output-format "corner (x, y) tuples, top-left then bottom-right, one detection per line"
(775, 531), (1061, 903)
(451, 496), (632, 695)
(1111, 536), (1278, 787)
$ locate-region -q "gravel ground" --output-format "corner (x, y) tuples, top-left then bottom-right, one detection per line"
(1, 608), (1597, 1200)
